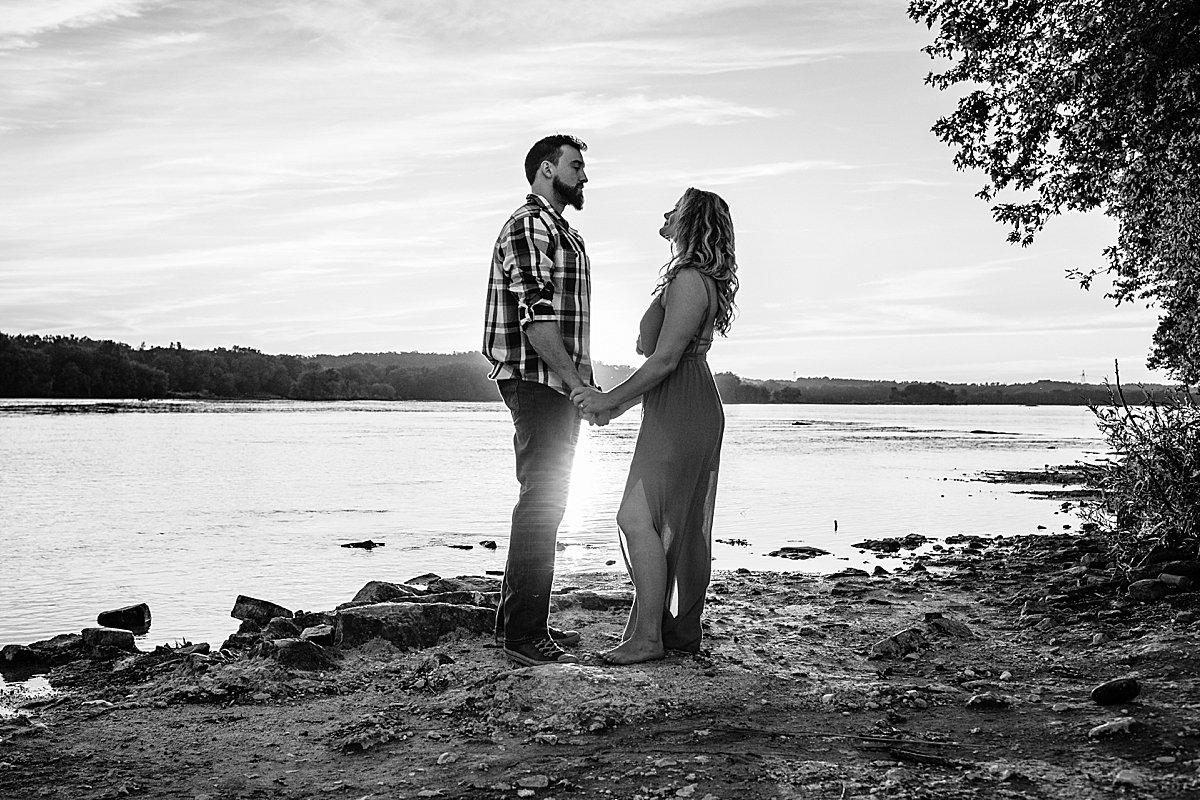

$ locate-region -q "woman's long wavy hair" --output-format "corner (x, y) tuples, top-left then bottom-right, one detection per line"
(655, 187), (739, 336)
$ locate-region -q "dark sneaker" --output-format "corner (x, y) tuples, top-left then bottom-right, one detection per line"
(549, 626), (581, 646)
(504, 638), (580, 666)
(494, 626), (582, 647)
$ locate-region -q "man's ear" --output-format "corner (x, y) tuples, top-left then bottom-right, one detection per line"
(541, 161), (554, 178)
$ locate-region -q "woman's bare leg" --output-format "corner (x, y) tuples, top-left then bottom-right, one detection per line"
(601, 481), (666, 665)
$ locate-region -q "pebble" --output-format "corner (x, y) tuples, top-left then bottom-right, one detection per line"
(1127, 579), (1168, 602)
(1090, 677), (1140, 706)
(966, 692), (1012, 708)
(1088, 717), (1141, 738)
(1112, 768), (1145, 788)
(1091, 632), (1109, 646)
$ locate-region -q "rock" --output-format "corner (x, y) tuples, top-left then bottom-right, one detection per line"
(479, 540), (498, 549)
(1158, 573), (1193, 589)
(294, 610), (335, 630)
(1112, 769), (1145, 788)
(550, 590), (632, 612)
(96, 603), (151, 633)
(25, 633), (84, 665)
(1175, 611), (1196, 624)
(1155, 560), (1200, 579)
(81, 627), (137, 651)
(340, 591), (493, 611)
(1090, 677), (1140, 706)
(404, 572), (443, 589)
(872, 566), (891, 576)
(852, 534), (928, 553)
(1088, 717), (1142, 738)
(767, 546), (830, 560)
(924, 613), (973, 638)
(220, 632), (263, 651)
(1, 644), (48, 676)
(335, 602), (494, 649)
(427, 576), (502, 594)
(868, 627), (925, 660)
(263, 617), (302, 640)
(231, 595), (293, 625)
(351, 581), (423, 604)
(1127, 579), (1168, 603)
(301, 624), (335, 646)
(1091, 632), (1110, 646)
(273, 638), (338, 671)
(341, 540), (384, 549)
(966, 692), (1013, 708)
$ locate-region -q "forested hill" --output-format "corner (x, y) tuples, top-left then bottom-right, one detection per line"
(0, 332), (1173, 404)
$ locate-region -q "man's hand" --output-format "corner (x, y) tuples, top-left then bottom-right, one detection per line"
(571, 386), (614, 415)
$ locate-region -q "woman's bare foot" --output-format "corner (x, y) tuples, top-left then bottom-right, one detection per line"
(598, 639), (665, 665)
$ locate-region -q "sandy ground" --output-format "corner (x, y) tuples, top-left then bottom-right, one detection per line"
(2, 529), (1199, 800)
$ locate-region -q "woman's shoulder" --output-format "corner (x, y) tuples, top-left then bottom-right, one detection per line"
(665, 267), (712, 292)
(664, 268), (713, 299)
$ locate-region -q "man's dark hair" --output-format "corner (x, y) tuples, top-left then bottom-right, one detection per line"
(524, 134), (587, 184)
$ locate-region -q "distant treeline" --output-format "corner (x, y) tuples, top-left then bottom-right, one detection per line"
(0, 332), (1173, 405)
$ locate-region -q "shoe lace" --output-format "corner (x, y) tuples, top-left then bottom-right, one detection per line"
(533, 638), (564, 658)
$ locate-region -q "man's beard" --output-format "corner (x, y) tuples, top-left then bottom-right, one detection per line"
(552, 176), (585, 210)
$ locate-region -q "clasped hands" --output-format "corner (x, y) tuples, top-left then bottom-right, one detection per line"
(572, 386), (616, 427)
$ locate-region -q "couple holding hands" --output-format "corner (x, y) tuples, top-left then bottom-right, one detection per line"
(482, 134), (739, 667)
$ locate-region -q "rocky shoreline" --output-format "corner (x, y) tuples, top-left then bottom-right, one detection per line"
(2, 528), (1199, 799)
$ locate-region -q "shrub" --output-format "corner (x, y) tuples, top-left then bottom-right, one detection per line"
(1083, 372), (1200, 571)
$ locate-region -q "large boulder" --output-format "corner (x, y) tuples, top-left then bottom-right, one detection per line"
(337, 591), (493, 612)
(335, 602), (493, 650)
(263, 617), (302, 640)
(427, 575), (503, 594)
(1, 644), (48, 677)
(27, 633), (85, 665)
(351, 581), (423, 604)
(231, 596), (293, 625)
(868, 627), (926, 660)
(300, 624), (335, 646)
(273, 638), (338, 671)
(81, 627), (137, 652)
(97, 603), (151, 633)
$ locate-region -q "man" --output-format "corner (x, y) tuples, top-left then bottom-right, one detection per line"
(483, 134), (600, 666)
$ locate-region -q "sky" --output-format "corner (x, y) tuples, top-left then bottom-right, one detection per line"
(0, 0), (1172, 384)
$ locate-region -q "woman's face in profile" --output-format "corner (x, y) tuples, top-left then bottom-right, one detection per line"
(659, 196), (684, 241)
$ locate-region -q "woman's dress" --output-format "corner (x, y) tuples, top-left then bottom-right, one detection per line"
(623, 274), (724, 652)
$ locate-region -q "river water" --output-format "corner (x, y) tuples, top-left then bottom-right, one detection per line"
(0, 399), (1104, 683)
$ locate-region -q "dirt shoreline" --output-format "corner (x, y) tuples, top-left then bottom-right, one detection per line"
(3, 529), (1198, 800)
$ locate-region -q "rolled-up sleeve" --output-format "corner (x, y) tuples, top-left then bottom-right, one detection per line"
(501, 215), (557, 328)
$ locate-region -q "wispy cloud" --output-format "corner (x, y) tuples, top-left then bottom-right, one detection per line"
(0, 0), (157, 40)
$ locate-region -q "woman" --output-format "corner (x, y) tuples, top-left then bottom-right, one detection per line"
(571, 187), (739, 665)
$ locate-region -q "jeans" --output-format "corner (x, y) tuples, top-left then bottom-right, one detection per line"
(495, 379), (581, 644)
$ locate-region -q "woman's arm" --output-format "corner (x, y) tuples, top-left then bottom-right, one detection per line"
(576, 269), (709, 413)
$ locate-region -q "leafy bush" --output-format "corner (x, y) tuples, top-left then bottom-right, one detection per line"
(1083, 376), (1200, 570)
